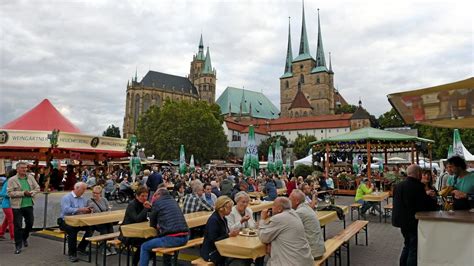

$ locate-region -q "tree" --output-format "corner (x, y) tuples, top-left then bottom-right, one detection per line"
(378, 108), (405, 129)
(294, 164), (313, 178)
(335, 104), (358, 114)
(257, 135), (288, 161)
(102, 124), (121, 138)
(293, 134), (317, 159)
(136, 100), (228, 163)
(415, 125), (474, 159)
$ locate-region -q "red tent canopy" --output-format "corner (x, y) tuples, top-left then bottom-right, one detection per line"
(2, 99), (81, 133)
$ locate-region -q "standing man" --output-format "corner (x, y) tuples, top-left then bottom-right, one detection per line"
(392, 164), (437, 266)
(7, 162), (40, 254)
(258, 197), (314, 266)
(289, 189), (325, 260)
(146, 166), (163, 199)
(445, 155), (474, 210)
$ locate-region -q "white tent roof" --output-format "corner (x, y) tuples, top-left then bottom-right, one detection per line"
(294, 154), (313, 167)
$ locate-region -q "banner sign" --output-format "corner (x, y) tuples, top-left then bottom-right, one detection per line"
(0, 129), (127, 153)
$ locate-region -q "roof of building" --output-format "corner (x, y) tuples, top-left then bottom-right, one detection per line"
(2, 99), (81, 133)
(289, 89), (312, 109)
(217, 87), (280, 119)
(139, 71), (199, 96)
(351, 106), (372, 120)
(224, 114), (353, 135)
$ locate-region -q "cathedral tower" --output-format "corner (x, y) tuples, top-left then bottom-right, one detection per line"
(189, 34), (217, 103)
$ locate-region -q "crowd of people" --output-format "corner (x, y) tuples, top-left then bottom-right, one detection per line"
(0, 155), (472, 265)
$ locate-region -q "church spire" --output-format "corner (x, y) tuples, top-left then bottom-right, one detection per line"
(281, 17), (293, 78)
(294, 1), (312, 62)
(315, 9), (326, 68)
(196, 34), (205, 60)
(202, 46), (213, 74)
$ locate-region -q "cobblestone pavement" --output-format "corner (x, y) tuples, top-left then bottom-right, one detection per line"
(0, 196), (403, 266)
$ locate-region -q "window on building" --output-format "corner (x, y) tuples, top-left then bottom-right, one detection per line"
(300, 64), (304, 70)
(321, 130), (323, 133)
(300, 74), (305, 84)
(133, 94), (140, 130)
(316, 77), (320, 84)
(285, 80), (289, 89)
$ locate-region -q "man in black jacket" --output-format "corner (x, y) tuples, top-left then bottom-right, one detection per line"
(139, 189), (189, 266)
(392, 164), (437, 266)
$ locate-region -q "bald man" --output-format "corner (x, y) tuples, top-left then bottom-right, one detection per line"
(392, 164), (437, 266)
(258, 197), (313, 266)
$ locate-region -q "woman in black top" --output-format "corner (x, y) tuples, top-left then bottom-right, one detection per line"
(119, 186), (151, 266)
(200, 196), (239, 265)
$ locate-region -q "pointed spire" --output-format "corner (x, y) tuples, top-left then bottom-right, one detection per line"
(202, 46), (213, 74)
(196, 34), (205, 60)
(134, 67), (138, 82)
(315, 9), (327, 68)
(328, 52), (334, 74)
(282, 17), (293, 77)
(294, 1), (312, 62)
(359, 97), (362, 107)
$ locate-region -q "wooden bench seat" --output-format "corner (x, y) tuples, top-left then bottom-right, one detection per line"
(334, 220), (369, 266)
(151, 237), (204, 265)
(314, 238), (344, 266)
(191, 257), (215, 265)
(350, 203), (362, 221)
(383, 203), (393, 223)
(85, 232), (121, 266)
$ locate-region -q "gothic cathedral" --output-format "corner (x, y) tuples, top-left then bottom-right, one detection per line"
(280, 7), (346, 118)
(122, 35), (216, 138)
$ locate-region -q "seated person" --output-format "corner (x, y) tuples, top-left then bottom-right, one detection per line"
(202, 183), (217, 207)
(171, 182), (186, 204)
(139, 189), (189, 266)
(263, 176), (277, 201)
(182, 182), (213, 214)
(230, 181), (248, 202)
(326, 176), (335, 190)
(258, 197), (314, 265)
(87, 185), (116, 255)
(226, 191), (256, 230)
(119, 178), (134, 200)
(246, 177), (258, 192)
(103, 176), (116, 200)
(119, 186), (152, 266)
(200, 196), (239, 265)
(355, 178), (381, 218)
(210, 180), (222, 197)
(59, 182), (94, 262)
(301, 182), (318, 209)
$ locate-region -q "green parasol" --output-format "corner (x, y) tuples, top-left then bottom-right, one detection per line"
(274, 138), (283, 175)
(189, 154), (195, 173)
(243, 125), (259, 177)
(267, 145), (275, 173)
(179, 144), (186, 175)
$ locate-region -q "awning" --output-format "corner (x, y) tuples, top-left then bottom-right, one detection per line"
(387, 77), (474, 128)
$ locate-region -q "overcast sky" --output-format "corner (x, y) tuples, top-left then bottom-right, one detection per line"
(1, 0), (473, 135)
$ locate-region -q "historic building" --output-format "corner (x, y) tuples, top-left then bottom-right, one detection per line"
(123, 35), (216, 138)
(280, 7), (347, 118)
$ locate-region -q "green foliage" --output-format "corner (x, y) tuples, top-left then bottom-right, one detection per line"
(294, 164), (313, 178)
(378, 108), (405, 129)
(415, 125), (474, 160)
(102, 124), (121, 138)
(136, 101), (228, 163)
(257, 135), (288, 161)
(293, 134), (317, 159)
(335, 104), (358, 114)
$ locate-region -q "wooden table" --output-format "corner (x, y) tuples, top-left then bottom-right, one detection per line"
(215, 235), (266, 260)
(363, 192), (390, 222)
(277, 188), (287, 196)
(248, 201), (273, 213)
(416, 211), (474, 266)
(120, 211), (212, 238)
(65, 210), (125, 227)
(248, 189), (287, 199)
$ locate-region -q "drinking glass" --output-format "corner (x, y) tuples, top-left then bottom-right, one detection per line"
(324, 194), (331, 205)
(436, 196), (443, 213)
(446, 196), (454, 212)
(108, 204), (113, 212)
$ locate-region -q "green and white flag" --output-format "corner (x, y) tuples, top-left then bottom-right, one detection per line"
(267, 145), (275, 173)
(274, 138), (283, 175)
(179, 144), (186, 175)
(453, 129), (464, 158)
(189, 154), (195, 173)
(243, 125), (259, 177)
(447, 145), (454, 159)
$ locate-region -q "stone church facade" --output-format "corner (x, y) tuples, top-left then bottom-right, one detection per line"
(280, 7), (347, 118)
(122, 35), (216, 138)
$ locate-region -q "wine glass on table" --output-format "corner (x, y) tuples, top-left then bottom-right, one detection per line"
(446, 196), (454, 213)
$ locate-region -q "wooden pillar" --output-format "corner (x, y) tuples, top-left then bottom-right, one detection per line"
(325, 143), (330, 178)
(367, 141), (371, 180)
(411, 142), (415, 164)
(384, 148), (388, 167)
(416, 147), (420, 164)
